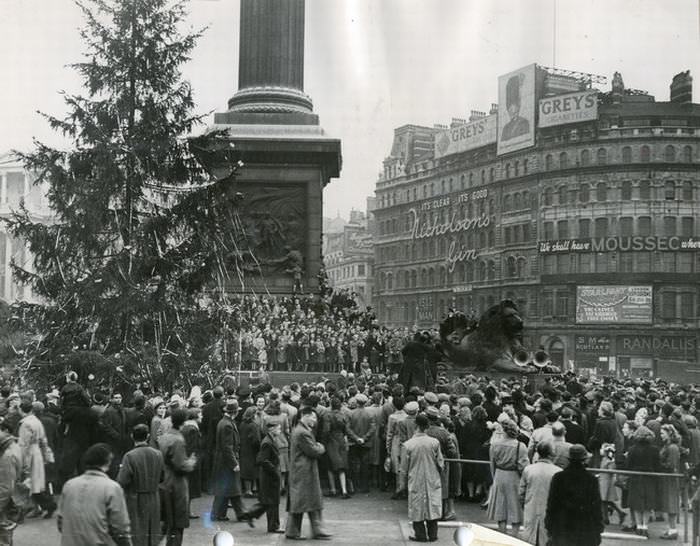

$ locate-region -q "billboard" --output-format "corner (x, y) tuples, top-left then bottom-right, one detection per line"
(538, 236), (700, 254)
(497, 64), (537, 155)
(434, 115), (497, 159)
(576, 286), (652, 324)
(538, 90), (598, 128)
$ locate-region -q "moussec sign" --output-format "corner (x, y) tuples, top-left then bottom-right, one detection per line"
(434, 115), (497, 159)
(539, 90), (598, 128)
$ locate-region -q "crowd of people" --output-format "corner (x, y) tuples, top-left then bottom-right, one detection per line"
(232, 291), (416, 374)
(0, 358), (697, 545)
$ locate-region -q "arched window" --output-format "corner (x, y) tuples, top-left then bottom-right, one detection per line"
(517, 257), (527, 278)
(488, 199), (495, 215)
(430, 182), (435, 196)
(478, 231), (486, 248)
(487, 260), (496, 280)
(439, 267), (446, 286)
(481, 170), (485, 183)
(523, 159), (529, 174)
(664, 180), (676, 200)
(423, 185), (428, 198)
(596, 182), (608, 201)
(596, 147), (607, 165)
(640, 145), (651, 162)
(621, 181), (632, 200)
(467, 202), (473, 218)
(449, 178), (453, 192)
(469, 172), (474, 187)
(522, 190), (529, 207)
(545, 154), (553, 170)
(639, 180), (651, 199)
(428, 268), (435, 286)
(559, 152), (569, 169)
(505, 163), (511, 178)
(513, 192), (522, 209)
(490, 168), (495, 181)
(579, 183), (590, 203)
(543, 187), (553, 206)
(622, 146), (632, 163)
(387, 273), (393, 290)
(420, 268), (427, 286)
(580, 149), (591, 166)
(664, 145), (676, 163)
(514, 161), (520, 176)
(465, 263), (473, 282)
(503, 194), (512, 211)
(506, 256), (517, 277)
(476, 261), (486, 281)
(441, 180), (446, 193)
(411, 270), (417, 288)
(683, 145), (693, 163)
(558, 186), (567, 205)
(488, 229), (495, 247)
(460, 174), (466, 190)
(682, 181), (693, 201)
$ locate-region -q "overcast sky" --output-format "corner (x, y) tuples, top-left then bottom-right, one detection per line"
(1, 0), (699, 219)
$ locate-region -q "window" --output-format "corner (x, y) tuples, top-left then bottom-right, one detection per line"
(557, 254), (571, 274)
(682, 217), (695, 237)
(639, 180), (651, 199)
(579, 253), (592, 273)
(523, 159), (529, 174)
(663, 216), (677, 236)
(358, 264), (365, 276)
(504, 226), (512, 244)
(506, 256), (517, 277)
(542, 255), (555, 275)
(578, 219), (591, 238)
(557, 220), (569, 239)
(423, 185), (428, 198)
(619, 217), (633, 237)
(545, 154), (553, 170)
(469, 172), (474, 187)
(683, 145), (693, 163)
(664, 181), (676, 200)
(559, 152), (569, 169)
(503, 194), (511, 211)
(556, 291), (569, 317)
(664, 145), (676, 162)
(490, 168), (495, 182)
(476, 261), (486, 281)
(595, 253), (608, 272)
(635, 252), (651, 272)
(460, 174), (465, 190)
(430, 182), (435, 196)
(449, 178), (454, 192)
(682, 181), (693, 201)
(621, 181), (632, 200)
(622, 146), (632, 163)
(513, 193), (522, 209)
(517, 257), (527, 278)
(596, 148), (607, 165)
(544, 221), (554, 239)
(543, 188), (553, 206)
(513, 225), (521, 242)
(640, 145), (651, 162)
(638, 216), (652, 236)
(594, 218), (608, 238)
(542, 290), (554, 316)
(558, 186), (567, 205)
(678, 254), (693, 273)
(620, 253), (634, 272)
(488, 229), (495, 247)
(681, 292), (695, 319)
(596, 182), (608, 201)
(522, 223), (530, 241)
(580, 149), (590, 166)
(514, 161), (519, 176)
(505, 163), (511, 178)
(579, 183), (590, 202)
(661, 292), (676, 319)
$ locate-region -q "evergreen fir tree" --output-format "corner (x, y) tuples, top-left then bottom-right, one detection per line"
(5, 0), (244, 391)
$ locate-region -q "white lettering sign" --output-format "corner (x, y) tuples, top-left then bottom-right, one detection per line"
(538, 91), (598, 128)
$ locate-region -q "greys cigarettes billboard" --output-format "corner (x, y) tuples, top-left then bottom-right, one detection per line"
(539, 90), (598, 128)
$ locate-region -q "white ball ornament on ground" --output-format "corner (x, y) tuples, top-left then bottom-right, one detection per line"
(213, 530), (234, 546)
(453, 526), (474, 546)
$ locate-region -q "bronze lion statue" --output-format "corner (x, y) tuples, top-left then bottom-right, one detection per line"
(438, 300), (560, 374)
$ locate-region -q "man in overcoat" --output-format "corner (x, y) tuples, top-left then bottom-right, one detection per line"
(101, 393), (131, 478)
(347, 393), (376, 493)
(201, 385), (225, 492)
(159, 409), (196, 546)
(519, 441), (562, 546)
(399, 412), (444, 543)
(58, 443), (132, 546)
(545, 444), (604, 546)
(286, 407), (332, 540)
(117, 424), (164, 546)
(247, 421), (284, 533)
(425, 406), (459, 520)
(211, 399), (253, 524)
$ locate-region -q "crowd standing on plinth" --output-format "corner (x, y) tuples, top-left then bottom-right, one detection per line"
(0, 293), (697, 545)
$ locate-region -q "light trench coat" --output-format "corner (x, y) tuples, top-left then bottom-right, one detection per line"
(400, 432), (444, 522)
(18, 414), (52, 494)
(519, 458), (562, 546)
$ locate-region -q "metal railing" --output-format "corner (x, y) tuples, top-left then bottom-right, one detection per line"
(444, 458), (689, 543)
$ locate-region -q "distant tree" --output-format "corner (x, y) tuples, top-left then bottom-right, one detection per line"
(5, 0), (245, 391)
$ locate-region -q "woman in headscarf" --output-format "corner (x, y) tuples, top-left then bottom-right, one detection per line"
(239, 406), (262, 498)
(624, 425), (660, 537)
(487, 418), (529, 536)
(658, 424), (681, 540)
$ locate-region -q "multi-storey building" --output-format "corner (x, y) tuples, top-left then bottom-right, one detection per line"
(373, 66), (700, 381)
(0, 154), (52, 303)
(324, 203), (375, 308)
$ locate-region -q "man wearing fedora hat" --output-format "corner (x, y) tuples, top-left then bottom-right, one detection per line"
(211, 399), (253, 526)
(545, 444), (603, 546)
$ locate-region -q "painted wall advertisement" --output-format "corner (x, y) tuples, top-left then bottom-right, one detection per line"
(539, 237), (700, 254)
(576, 285), (653, 324)
(497, 64), (537, 155)
(538, 90), (598, 128)
(434, 114), (497, 159)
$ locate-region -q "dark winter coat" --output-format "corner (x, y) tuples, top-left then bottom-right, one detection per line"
(288, 422), (325, 513)
(545, 462), (603, 546)
(159, 429), (193, 530)
(212, 416), (242, 498)
(256, 434), (281, 505)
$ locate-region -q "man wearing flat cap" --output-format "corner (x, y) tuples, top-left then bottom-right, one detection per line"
(545, 444), (603, 546)
(211, 399), (253, 526)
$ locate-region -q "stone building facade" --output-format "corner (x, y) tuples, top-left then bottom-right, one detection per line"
(373, 67), (700, 380)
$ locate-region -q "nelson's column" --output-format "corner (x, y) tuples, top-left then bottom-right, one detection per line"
(206, 0), (341, 294)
